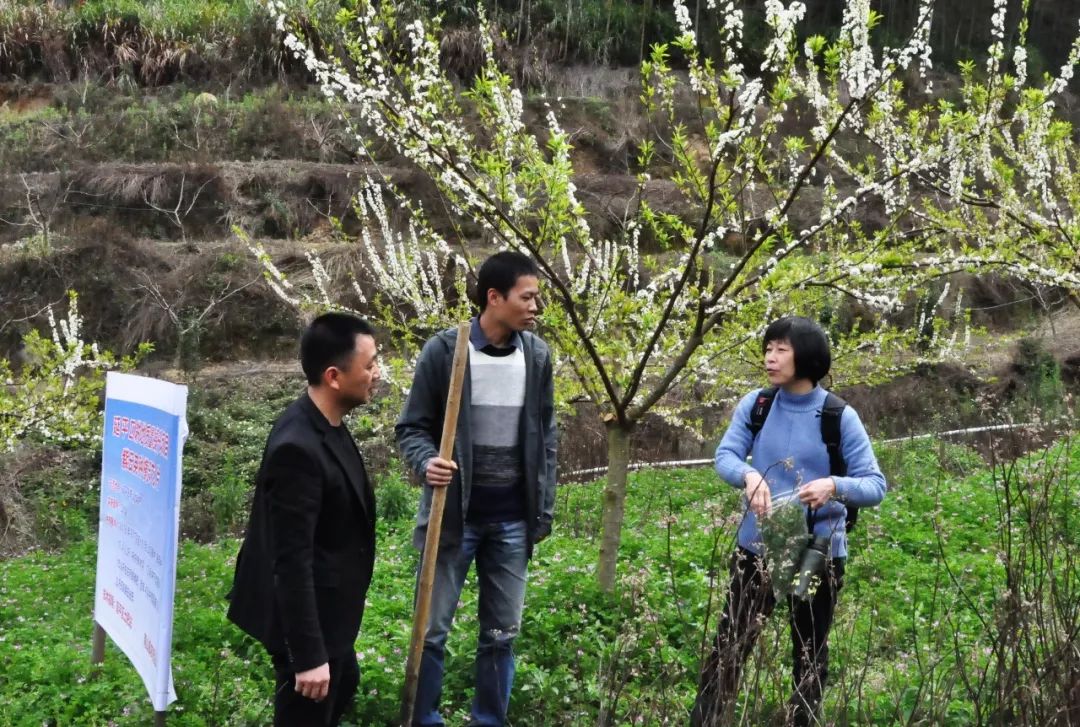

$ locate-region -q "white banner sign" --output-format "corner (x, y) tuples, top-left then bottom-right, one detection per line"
(93, 372), (188, 711)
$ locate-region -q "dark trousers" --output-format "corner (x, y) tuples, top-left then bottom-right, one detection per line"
(691, 547), (845, 727)
(271, 651), (360, 727)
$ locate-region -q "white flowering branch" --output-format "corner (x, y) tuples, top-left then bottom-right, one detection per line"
(0, 292), (148, 452)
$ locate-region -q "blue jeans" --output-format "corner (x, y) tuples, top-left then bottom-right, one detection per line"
(413, 519), (529, 727)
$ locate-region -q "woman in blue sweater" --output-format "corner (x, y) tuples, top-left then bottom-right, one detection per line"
(691, 317), (886, 727)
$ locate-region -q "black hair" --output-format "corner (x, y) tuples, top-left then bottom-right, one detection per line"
(300, 312), (375, 386)
(762, 316), (831, 384)
(475, 251), (540, 311)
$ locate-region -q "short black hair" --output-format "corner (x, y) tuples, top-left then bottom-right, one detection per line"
(762, 316), (831, 384)
(475, 251), (539, 311)
(300, 312), (375, 386)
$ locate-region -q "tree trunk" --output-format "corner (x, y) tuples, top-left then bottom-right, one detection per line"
(597, 422), (633, 592)
(639, 0), (653, 66)
(604, 0), (613, 56)
(563, 0), (575, 62)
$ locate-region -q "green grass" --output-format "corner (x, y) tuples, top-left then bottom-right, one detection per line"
(0, 0), (309, 87)
(0, 86), (362, 172)
(1, 0), (273, 36)
(0, 436), (1076, 725)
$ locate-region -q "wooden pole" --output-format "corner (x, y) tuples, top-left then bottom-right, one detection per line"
(400, 322), (471, 726)
(91, 621), (106, 665)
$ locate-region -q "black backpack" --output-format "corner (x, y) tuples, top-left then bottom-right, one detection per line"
(746, 387), (859, 532)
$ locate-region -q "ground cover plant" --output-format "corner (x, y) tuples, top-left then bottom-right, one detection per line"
(0, 433), (1075, 725)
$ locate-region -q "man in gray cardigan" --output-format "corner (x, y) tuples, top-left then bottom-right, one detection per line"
(396, 251), (557, 726)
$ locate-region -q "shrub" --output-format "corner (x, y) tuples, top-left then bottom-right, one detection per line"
(375, 460), (418, 524)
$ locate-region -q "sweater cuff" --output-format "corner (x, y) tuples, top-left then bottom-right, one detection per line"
(734, 464), (754, 489)
(832, 477), (848, 501)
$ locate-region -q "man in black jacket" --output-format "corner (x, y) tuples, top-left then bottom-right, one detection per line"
(228, 312), (380, 726)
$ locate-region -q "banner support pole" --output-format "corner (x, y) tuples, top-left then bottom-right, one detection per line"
(91, 621), (106, 665)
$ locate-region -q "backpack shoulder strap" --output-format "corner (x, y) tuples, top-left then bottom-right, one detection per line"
(820, 391), (847, 477)
(821, 391), (861, 532)
(747, 387), (778, 438)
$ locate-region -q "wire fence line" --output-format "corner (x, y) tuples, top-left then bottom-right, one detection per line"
(560, 420), (1052, 483)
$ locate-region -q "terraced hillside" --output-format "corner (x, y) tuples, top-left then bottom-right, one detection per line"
(1, 0), (1078, 453)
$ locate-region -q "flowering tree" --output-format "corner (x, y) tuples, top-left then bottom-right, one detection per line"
(914, 6), (1080, 308)
(0, 292), (148, 453)
(261, 0), (1080, 590)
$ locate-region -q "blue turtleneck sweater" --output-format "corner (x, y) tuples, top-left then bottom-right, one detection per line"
(714, 385), (886, 558)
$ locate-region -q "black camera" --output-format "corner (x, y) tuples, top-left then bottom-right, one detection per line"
(791, 535), (831, 601)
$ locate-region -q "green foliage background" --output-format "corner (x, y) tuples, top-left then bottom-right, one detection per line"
(1, 432), (1076, 725)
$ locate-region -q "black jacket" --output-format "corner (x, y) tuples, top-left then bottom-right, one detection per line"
(228, 393), (376, 672)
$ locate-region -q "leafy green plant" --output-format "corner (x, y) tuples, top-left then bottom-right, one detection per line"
(374, 460), (418, 524)
(1011, 337), (1066, 420)
(208, 450), (251, 538)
